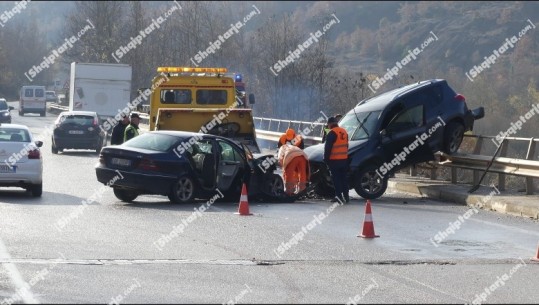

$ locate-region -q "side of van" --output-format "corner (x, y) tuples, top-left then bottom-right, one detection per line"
(20, 85), (47, 117)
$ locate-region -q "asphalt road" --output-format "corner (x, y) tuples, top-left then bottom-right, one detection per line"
(0, 103), (538, 304)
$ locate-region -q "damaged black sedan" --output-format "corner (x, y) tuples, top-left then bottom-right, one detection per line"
(95, 131), (286, 203)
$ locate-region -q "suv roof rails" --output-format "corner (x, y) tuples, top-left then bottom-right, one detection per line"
(393, 79), (439, 100)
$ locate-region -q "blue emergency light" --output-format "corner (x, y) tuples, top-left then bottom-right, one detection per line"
(235, 74), (242, 82)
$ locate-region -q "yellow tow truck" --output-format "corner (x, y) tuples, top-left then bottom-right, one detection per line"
(148, 67), (260, 153)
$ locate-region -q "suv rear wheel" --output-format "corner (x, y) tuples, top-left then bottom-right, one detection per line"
(353, 164), (388, 200)
(442, 121), (464, 154)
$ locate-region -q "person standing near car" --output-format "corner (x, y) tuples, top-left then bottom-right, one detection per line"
(110, 115), (130, 145)
(324, 116), (350, 203)
(322, 114), (342, 143)
(124, 112), (140, 142)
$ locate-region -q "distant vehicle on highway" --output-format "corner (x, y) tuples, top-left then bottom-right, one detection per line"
(306, 79), (485, 200)
(45, 91), (57, 102)
(51, 111), (107, 154)
(0, 123), (43, 197)
(0, 98), (14, 123)
(19, 85), (47, 117)
(95, 131), (286, 203)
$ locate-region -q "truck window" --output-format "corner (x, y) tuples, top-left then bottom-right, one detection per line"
(197, 90), (226, 105)
(161, 89), (192, 104)
(25, 89), (34, 97)
(35, 89), (45, 97)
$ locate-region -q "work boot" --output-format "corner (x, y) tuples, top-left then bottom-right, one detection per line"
(330, 196), (344, 204)
(343, 193), (350, 203)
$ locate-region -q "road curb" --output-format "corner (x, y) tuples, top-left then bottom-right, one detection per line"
(388, 179), (539, 220)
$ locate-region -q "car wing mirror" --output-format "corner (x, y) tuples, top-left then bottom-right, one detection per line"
(35, 141), (43, 148)
(9, 106), (14, 111)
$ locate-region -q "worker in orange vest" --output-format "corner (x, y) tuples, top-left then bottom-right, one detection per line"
(323, 116), (349, 203)
(278, 144), (310, 195)
(278, 128), (304, 149)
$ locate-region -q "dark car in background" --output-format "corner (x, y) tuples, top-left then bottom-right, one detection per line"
(95, 131), (285, 203)
(52, 111), (107, 154)
(45, 91), (57, 102)
(0, 98), (14, 123)
(305, 79), (485, 200)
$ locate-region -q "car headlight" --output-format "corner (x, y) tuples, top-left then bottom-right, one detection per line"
(2, 112), (9, 116)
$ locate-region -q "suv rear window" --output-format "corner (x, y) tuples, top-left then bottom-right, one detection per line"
(60, 115), (96, 126)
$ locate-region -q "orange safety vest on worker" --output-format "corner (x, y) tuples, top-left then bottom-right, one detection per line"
(329, 126), (348, 160)
(278, 144), (310, 195)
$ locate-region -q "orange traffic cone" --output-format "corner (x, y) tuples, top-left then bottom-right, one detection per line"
(235, 183), (253, 216)
(532, 242), (539, 262)
(358, 200), (379, 238)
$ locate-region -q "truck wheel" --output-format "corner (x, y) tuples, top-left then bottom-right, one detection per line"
(113, 188), (138, 202)
(353, 165), (388, 200)
(168, 176), (196, 203)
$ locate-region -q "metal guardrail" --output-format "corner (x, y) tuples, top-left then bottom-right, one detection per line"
(253, 116), (325, 147)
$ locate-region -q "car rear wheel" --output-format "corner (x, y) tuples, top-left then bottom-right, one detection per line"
(113, 188), (138, 202)
(443, 121), (465, 154)
(353, 165), (388, 200)
(169, 176), (196, 203)
(29, 183), (42, 197)
(52, 141), (59, 154)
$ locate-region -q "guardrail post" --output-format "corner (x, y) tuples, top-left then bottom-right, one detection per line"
(430, 163), (437, 180)
(525, 138), (536, 195)
(409, 165), (417, 177)
(498, 139), (509, 191)
(472, 137), (484, 186)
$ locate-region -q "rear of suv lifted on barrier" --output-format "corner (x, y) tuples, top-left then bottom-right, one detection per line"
(305, 79), (485, 200)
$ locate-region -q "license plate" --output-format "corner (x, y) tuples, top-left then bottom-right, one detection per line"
(0, 164), (16, 173)
(111, 158), (131, 167)
(69, 130), (84, 134)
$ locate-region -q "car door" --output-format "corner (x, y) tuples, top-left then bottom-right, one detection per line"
(414, 84), (445, 150)
(381, 99), (431, 166)
(216, 139), (243, 191)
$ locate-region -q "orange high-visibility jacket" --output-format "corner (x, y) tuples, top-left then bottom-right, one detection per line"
(329, 126), (348, 160)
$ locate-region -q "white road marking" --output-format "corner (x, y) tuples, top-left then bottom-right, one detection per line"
(0, 238), (39, 304)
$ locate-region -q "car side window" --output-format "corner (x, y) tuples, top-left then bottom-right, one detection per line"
(218, 141), (242, 162)
(386, 105), (424, 133)
(414, 86), (443, 107)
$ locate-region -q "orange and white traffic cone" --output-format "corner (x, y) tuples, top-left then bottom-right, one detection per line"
(235, 183), (253, 216)
(532, 242), (539, 262)
(358, 200), (379, 238)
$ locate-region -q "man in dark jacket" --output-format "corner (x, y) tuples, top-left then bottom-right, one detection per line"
(110, 116), (130, 145)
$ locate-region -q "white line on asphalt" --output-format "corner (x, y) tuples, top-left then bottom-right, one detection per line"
(0, 238), (39, 304)
(468, 218), (539, 237)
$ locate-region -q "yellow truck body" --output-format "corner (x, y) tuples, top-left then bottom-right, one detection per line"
(148, 67), (260, 153)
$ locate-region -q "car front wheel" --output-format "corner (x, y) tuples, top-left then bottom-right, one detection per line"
(353, 165), (388, 200)
(442, 121), (465, 154)
(113, 188), (138, 202)
(169, 176), (196, 203)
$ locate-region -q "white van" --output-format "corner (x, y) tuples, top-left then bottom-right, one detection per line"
(19, 85), (47, 117)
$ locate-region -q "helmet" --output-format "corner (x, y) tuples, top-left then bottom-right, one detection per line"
(285, 128), (295, 141)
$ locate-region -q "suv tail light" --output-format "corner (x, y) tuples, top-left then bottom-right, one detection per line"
(98, 153), (105, 164)
(454, 94), (466, 102)
(138, 158), (159, 171)
(28, 149), (40, 159)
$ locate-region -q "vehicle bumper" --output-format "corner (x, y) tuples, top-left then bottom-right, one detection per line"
(0, 163), (42, 186)
(95, 166), (176, 196)
(0, 117), (11, 123)
(54, 135), (101, 149)
(20, 108), (45, 113)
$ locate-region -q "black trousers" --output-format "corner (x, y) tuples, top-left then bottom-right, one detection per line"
(327, 159), (349, 200)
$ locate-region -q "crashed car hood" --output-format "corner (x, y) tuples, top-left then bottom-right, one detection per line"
(304, 139), (368, 162)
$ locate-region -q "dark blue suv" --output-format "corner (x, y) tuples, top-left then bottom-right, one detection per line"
(305, 79), (484, 200)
